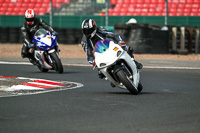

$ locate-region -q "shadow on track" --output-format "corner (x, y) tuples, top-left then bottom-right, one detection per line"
(107, 91), (155, 95)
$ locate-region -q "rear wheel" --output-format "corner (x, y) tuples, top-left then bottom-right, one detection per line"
(116, 69), (138, 95)
(50, 52), (63, 73)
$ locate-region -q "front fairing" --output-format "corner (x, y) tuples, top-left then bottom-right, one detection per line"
(94, 39), (124, 68)
(32, 29), (57, 69)
(94, 39), (140, 89)
(32, 29), (57, 51)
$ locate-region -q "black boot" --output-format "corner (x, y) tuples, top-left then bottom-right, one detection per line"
(134, 60), (143, 69)
(98, 71), (105, 79)
(111, 82), (116, 87)
(28, 54), (37, 65)
(126, 47), (143, 69)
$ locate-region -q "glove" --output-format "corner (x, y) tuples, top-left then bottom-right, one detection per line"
(52, 31), (58, 36)
(118, 41), (126, 46)
(28, 43), (34, 48)
(118, 41), (127, 51)
(88, 60), (94, 65)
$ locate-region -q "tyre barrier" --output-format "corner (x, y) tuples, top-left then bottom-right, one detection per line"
(0, 27), (9, 43)
(1, 26), (199, 54)
(114, 23), (200, 54)
(114, 23), (169, 54)
(9, 27), (19, 43)
(52, 28), (82, 44)
(0, 27), (83, 44)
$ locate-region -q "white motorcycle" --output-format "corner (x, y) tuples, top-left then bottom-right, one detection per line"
(94, 39), (142, 95)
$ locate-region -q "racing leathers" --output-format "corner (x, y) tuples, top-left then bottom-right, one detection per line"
(21, 17), (56, 60)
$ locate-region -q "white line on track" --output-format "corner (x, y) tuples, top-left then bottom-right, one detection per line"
(144, 66), (200, 70)
(0, 61), (31, 65)
(1, 61), (200, 70)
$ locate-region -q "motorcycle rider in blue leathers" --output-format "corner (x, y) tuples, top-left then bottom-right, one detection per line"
(81, 19), (143, 78)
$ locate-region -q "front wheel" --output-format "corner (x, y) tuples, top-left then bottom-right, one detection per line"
(116, 69), (138, 95)
(138, 81), (143, 93)
(50, 52), (63, 73)
(31, 58), (49, 72)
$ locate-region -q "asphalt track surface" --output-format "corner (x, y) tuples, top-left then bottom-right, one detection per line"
(0, 58), (200, 133)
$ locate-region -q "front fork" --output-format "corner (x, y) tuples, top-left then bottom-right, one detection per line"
(113, 63), (132, 82)
(47, 54), (53, 64)
(121, 63), (132, 79)
(54, 42), (59, 54)
(46, 49), (56, 68)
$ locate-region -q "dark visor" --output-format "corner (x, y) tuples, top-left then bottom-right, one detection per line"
(25, 17), (35, 22)
(82, 28), (94, 37)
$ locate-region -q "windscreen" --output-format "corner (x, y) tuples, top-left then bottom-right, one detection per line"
(94, 39), (112, 53)
(34, 29), (47, 38)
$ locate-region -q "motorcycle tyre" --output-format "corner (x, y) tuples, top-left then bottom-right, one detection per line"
(116, 69), (138, 95)
(50, 52), (63, 73)
(138, 81), (143, 93)
(37, 64), (49, 72)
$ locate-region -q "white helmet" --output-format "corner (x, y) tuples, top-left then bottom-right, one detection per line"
(25, 9), (35, 25)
